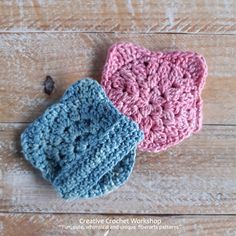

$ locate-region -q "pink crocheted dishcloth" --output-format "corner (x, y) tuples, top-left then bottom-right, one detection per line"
(101, 43), (208, 152)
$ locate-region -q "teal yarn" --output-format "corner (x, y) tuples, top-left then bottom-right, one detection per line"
(21, 78), (144, 199)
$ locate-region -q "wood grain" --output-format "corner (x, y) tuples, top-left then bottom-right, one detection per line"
(1, 123), (236, 214)
(1, 213), (236, 236)
(0, 0), (236, 34)
(0, 33), (236, 124)
(0, 1), (236, 234)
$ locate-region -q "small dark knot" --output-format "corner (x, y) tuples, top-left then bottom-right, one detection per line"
(44, 75), (55, 95)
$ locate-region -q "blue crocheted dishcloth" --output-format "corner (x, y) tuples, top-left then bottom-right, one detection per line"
(21, 78), (144, 199)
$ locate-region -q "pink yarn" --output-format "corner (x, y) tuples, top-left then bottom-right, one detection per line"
(101, 43), (208, 152)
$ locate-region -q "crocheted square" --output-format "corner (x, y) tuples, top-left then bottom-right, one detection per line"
(21, 78), (143, 199)
(101, 43), (208, 152)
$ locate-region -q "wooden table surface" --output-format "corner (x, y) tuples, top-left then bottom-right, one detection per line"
(0, 1), (236, 235)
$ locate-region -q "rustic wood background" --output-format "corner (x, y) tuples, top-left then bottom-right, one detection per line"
(0, 1), (236, 235)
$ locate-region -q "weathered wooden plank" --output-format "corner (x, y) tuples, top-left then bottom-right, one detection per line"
(1, 213), (236, 236)
(0, 33), (236, 124)
(0, 0), (236, 34)
(1, 123), (236, 214)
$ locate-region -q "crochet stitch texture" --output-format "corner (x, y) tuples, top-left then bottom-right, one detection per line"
(101, 43), (208, 152)
(21, 78), (144, 199)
